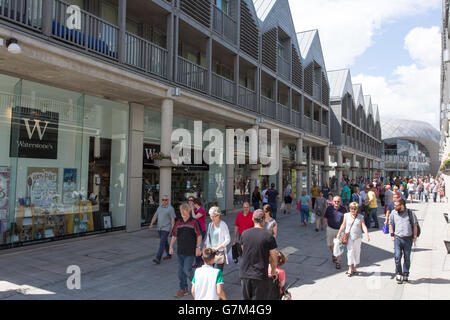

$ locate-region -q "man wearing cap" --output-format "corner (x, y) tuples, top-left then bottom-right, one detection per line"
(239, 209), (278, 300)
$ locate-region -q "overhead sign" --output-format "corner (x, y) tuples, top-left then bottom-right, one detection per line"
(10, 107), (59, 159)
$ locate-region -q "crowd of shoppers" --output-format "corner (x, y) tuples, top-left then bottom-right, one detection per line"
(147, 173), (438, 300)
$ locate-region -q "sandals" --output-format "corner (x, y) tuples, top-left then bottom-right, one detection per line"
(345, 271), (352, 277)
(335, 262), (341, 269)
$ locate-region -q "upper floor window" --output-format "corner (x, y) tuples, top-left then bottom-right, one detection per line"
(215, 0), (229, 15)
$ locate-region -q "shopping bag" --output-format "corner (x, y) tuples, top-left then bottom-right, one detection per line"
(333, 238), (344, 257)
(280, 202), (285, 211)
(227, 248), (237, 264)
(382, 224), (389, 234)
(296, 201), (301, 211)
(308, 211), (313, 223)
(310, 212), (316, 224)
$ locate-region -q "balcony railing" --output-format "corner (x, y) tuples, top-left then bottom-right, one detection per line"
(125, 32), (168, 78)
(177, 56), (207, 92)
(312, 120), (321, 136)
(276, 103), (290, 123)
(213, 5), (237, 44)
(0, 0), (42, 30)
(341, 134), (346, 145)
(304, 116), (312, 133)
(212, 73), (235, 104)
(238, 86), (257, 112)
(292, 110), (301, 128)
(313, 83), (321, 102)
(321, 124), (329, 139)
(261, 96), (276, 119)
(53, 0), (118, 59)
(277, 56), (290, 81)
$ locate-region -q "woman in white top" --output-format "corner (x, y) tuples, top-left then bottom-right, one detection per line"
(406, 180), (415, 204)
(337, 202), (370, 277)
(204, 207), (231, 272)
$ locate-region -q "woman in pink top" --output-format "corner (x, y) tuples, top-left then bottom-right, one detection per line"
(192, 198), (207, 268)
(268, 250), (287, 297)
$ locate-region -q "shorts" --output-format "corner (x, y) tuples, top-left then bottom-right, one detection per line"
(284, 196), (292, 204)
(408, 190), (414, 195)
(327, 227), (339, 247)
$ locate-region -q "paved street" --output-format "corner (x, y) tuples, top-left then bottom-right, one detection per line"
(0, 202), (449, 300)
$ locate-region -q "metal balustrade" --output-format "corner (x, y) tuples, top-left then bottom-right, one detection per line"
(278, 56), (290, 80)
(292, 110), (301, 128)
(213, 5), (237, 44)
(212, 73), (235, 103)
(313, 120), (321, 136)
(321, 124), (328, 139)
(313, 83), (321, 102)
(53, 0), (118, 59)
(238, 86), (256, 111)
(177, 56), (207, 92)
(304, 116), (312, 132)
(125, 32), (168, 78)
(0, 0), (42, 30)
(276, 103), (290, 123)
(261, 96), (276, 119)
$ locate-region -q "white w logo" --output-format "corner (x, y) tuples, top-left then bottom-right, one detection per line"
(22, 118), (50, 141)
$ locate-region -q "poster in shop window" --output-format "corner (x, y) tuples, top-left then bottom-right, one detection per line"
(0, 167), (10, 220)
(27, 168), (58, 207)
(63, 168), (77, 204)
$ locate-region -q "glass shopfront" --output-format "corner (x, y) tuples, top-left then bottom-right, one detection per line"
(142, 109), (226, 223)
(383, 139), (431, 177)
(0, 74), (129, 247)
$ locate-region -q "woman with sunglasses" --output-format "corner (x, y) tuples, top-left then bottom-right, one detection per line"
(191, 198), (207, 268)
(336, 202), (370, 277)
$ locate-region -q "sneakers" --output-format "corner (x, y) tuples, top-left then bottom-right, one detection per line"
(396, 274), (403, 284)
(403, 274), (409, 283)
(174, 290), (189, 298)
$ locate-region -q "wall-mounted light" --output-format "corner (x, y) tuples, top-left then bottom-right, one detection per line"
(6, 38), (21, 54)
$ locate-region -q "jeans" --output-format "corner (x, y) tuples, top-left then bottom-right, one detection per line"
(433, 192), (438, 203)
(195, 230), (206, 265)
(342, 199), (349, 211)
(213, 263), (224, 272)
(252, 202), (260, 210)
(268, 202), (277, 220)
(365, 208), (379, 228)
(394, 237), (413, 276)
(177, 254), (195, 291)
(156, 230), (170, 260)
(300, 206), (310, 224)
(418, 191), (423, 201)
(425, 192), (429, 202)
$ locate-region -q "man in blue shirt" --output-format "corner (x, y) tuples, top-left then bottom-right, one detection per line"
(324, 196), (346, 269)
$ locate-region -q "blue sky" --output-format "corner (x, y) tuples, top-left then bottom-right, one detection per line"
(352, 7), (442, 77)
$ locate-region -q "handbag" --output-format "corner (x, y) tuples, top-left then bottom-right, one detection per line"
(208, 223), (226, 264)
(296, 200), (301, 211)
(342, 214), (357, 245)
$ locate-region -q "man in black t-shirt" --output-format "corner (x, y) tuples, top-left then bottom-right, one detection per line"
(265, 183), (279, 220)
(239, 209), (278, 300)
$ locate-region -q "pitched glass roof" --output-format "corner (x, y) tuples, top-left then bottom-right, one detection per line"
(381, 118), (440, 143)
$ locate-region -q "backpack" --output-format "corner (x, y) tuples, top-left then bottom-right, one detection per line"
(407, 209), (421, 238)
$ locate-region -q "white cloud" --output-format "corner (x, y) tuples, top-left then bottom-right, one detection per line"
(353, 26), (441, 129)
(288, 0), (441, 69)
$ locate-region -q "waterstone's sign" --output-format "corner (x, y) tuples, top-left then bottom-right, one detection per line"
(9, 107), (59, 159)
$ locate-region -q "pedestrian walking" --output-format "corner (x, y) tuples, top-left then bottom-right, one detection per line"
(283, 185), (293, 215)
(417, 180), (424, 202)
(407, 180), (415, 204)
(263, 204), (278, 238)
(298, 190), (312, 227)
(365, 185), (379, 229)
(389, 198), (418, 284)
(327, 193), (334, 208)
(314, 191), (327, 232)
(262, 185), (269, 205)
(268, 250), (287, 299)
(265, 183), (280, 220)
(149, 195), (176, 265)
(384, 185), (394, 215)
(432, 181), (439, 203)
(239, 209), (278, 300)
(233, 202), (254, 244)
(191, 248), (228, 300)
(341, 182), (351, 211)
(322, 182), (331, 199)
(170, 203), (203, 298)
(251, 186), (262, 211)
(336, 202), (370, 277)
(324, 196), (346, 269)
(310, 183), (321, 209)
(191, 198), (207, 268)
(423, 179), (430, 202)
(204, 207), (231, 272)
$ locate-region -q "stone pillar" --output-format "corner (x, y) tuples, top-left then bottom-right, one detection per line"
(278, 140), (283, 193)
(159, 98), (174, 205)
(296, 138), (304, 199)
(323, 146), (331, 186)
(126, 103), (144, 232)
(118, 0), (127, 63)
(308, 145), (312, 192)
(351, 154), (357, 180)
(226, 163), (235, 214)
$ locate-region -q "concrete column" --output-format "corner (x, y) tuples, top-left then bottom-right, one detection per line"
(351, 154), (357, 180)
(160, 98), (174, 205)
(278, 140), (283, 192)
(126, 103), (144, 232)
(226, 164), (235, 213)
(166, 13), (174, 81)
(42, 0), (53, 37)
(234, 54), (240, 105)
(308, 146), (312, 191)
(296, 138), (304, 199)
(324, 146), (330, 185)
(206, 37), (212, 94)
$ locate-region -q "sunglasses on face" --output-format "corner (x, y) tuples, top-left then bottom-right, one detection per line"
(162, 199), (168, 201)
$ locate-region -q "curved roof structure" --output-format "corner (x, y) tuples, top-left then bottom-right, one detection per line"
(381, 118), (441, 174)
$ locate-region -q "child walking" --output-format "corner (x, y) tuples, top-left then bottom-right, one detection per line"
(191, 248), (228, 300)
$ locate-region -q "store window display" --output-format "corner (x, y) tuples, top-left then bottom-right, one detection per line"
(0, 75), (129, 247)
